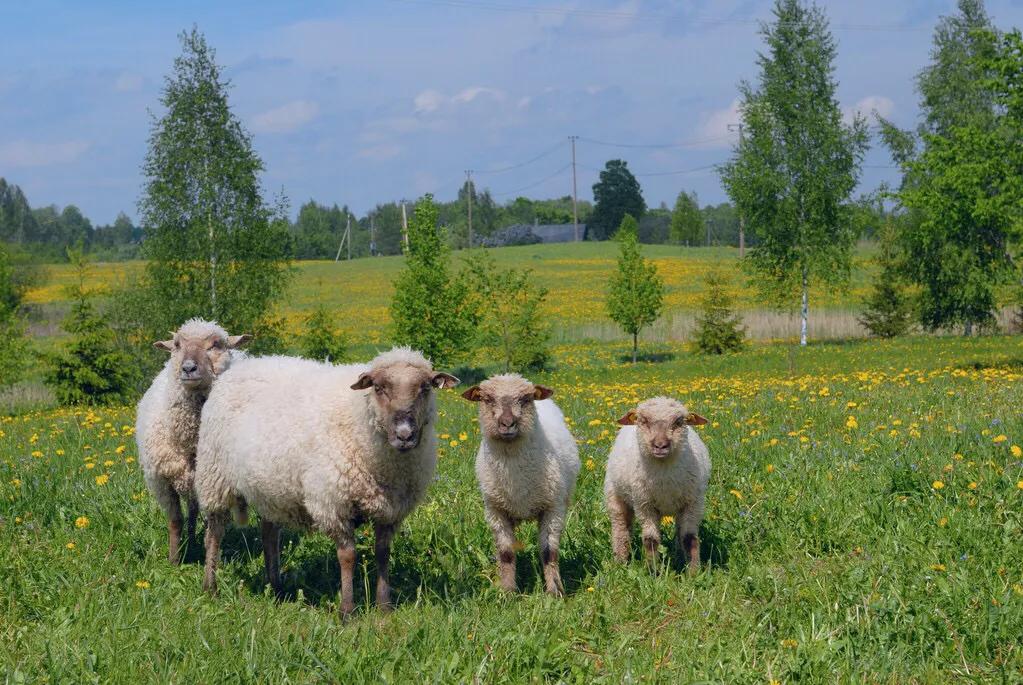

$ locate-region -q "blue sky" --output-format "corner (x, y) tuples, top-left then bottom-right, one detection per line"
(3, 0), (1023, 225)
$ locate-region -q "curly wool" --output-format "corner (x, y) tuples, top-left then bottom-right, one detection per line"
(195, 349), (439, 541)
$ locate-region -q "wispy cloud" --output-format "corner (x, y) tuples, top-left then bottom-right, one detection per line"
(0, 140), (91, 167)
(250, 100), (320, 134)
(844, 94), (895, 123)
(357, 142), (402, 161)
(114, 72), (144, 92)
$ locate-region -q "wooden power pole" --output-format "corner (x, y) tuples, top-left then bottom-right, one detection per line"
(401, 201), (409, 252)
(569, 136), (579, 241)
(728, 123), (746, 257)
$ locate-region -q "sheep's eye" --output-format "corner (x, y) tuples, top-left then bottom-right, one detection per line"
(519, 396), (532, 405)
(673, 418), (686, 429)
(420, 383), (430, 394)
(373, 385), (384, 394)
(174, 340), (180, 349)
(211, 340), (223, 349)
(483, 397), (495, 405)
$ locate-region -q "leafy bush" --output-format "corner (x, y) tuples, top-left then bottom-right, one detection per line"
(462, 250), (551, 372)
(859, 227), (913, 338)
(0, 244), (28, 386)
(692, 270), (746, 354)
(45, 252), (136, 405)
(390, 195), (478, 367)
(299, 306), (349, 363)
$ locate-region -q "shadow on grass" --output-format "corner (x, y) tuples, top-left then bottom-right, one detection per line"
(956, 358), (1023, 372)
(450, 366), (489, 386)
(615, 351), (677, 364)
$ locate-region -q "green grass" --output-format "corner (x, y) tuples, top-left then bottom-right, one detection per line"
(3, 335), (1023, 681)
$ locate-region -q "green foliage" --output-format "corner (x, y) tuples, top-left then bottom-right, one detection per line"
(0, 244), (27, 386)
(298, 306), (350, 363)
(589, 160), (646, 241)
(390, 195), (477, 367)
(291, 201), (349, 259)
(859, 227), (914, 338)
(461, 250), (551, 373)
(45, 252), (136, 405)
(606, 215), (664, 362)
(136, 28), (291, 351)
(692, 271), (746, 354)
(670, 190), (704, 246)
(720, 0), (869, 345)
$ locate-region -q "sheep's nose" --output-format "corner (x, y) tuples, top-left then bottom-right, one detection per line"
(395, 422), (415, 441)
(182, 360), (198, 374)
(500, 418), (517, 429)
(653, 439), (670, 450)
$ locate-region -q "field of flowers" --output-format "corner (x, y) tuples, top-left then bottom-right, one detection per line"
(2, 334), (1022, 681)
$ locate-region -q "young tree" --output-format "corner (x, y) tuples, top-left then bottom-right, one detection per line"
(590, 160), (646, 241)
(670, 190), (704, 246)
(859, 224), (913, 338)
(606, 214), (664, 362)
(0, 244), (27, 386)
(299, 305), (350, 363)
(720, 0), (869, 346)
(462, 250), (551, 372)
(390, 195), (477, 366)
(692, 270), (746, 354)
(46, 251), (136, 404)
(137, 28), (290, 345)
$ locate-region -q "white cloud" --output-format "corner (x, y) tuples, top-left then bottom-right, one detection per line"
(451, 86), (505, 105)
(357, 143), (402, 161)
(414, 90), (445, 114)
(114, 72), (144, 92)
(250, 100), (319, 134)
(844, 95), (895, 124)
(0, 140), (91, 168)
(698, 97), (743, 148)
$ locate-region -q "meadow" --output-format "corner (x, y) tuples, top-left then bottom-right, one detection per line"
(3, 332), (1023, 682)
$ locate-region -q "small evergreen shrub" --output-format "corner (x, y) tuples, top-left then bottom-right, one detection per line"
(859, 226), (913, 338)
(692, 270), (746, 354)
(299, 306), (350, 363)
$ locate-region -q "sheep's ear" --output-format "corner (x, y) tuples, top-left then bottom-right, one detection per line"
(533, 385), (554, 400)
(154, 340), (174, 352)
(461, 386), (483, 402)
(617, 409), (638, 426)
(350, 372), (375, 390)
(685, 413), (708, 426)
(227, 334), (252, 349)
(432, 372), (460, 389)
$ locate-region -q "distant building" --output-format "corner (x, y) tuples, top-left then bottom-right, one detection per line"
(480, 221), (585, 247)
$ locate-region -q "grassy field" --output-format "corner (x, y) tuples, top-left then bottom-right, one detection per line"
(22, 243), (892, 345)
(3, 334), (1023, 681)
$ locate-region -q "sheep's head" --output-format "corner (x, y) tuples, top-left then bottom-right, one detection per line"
(617, 397), (707, 459)
(154, 319), (251, 392)
(461, 374), (553, 442)
(351, 347), (459, 452)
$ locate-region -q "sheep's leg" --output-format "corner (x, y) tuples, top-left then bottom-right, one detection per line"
(335, 527), (357, 618)
(538, 509), (566, 597)
(676, 506), (703, 576)
(185, 494), (200, 552)
(154, 480), (184, 565)
(638, 509), (662, 573)
(374, 522), (396, 611)
(261, 518), (283, 598)
(486, 507), (518, 592)
(607, 494), (634, 562)
(202, 510), (228, 594)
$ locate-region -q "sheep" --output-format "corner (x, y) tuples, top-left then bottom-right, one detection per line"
(135, 318), (251, 564)
(461, 374), (580, 596)
(603, 396), (709, 574)
(195, 347), (459, 617)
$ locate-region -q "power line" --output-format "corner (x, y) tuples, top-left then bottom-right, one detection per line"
(472, 140), (565, 174)
(577, 162), (720, 178)
(492, 163), (572, 196)
(390, 0), (928, 32)
(576, 134), (732, 149)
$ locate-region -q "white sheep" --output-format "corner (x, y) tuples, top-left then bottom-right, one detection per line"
(461, 374), (580, 596)
(195, 347), (459, 616)
(604, 396), (709, 573)
(135, 318), (250, 564)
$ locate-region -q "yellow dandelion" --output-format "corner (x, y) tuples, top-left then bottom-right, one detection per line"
(135, 580), (151, 589)
(439, 433), (450, 440)
(31, 450), (43, 458)
(661, 515), (675, 526)
(1017, 481), (1023, 490)
(938, 517), (948, 527)
(993, 434), (1007, 443)
(85, 463), (95, 470)
(1011, 445), (1022, 458)
(449, 440), (459, 447)
(95, 474), (110, 486)
(768, 438), (779, 447)
(586, 586), (595, 593)
(780, 639), (798, 649)
(729, 489), (743, 500)
(115, 445), (126, 454)
(765, 464), (774, 473)
(458, 432), (468, 442)
(931, 563), (946, 572)
(968, 482), (977, 490)
(75, 516), (89, 529)
(55, 449), (65, 456)
(587, 419), (601, 427)
(845, 416), (858, 430)
(932, 480), (944, 490)
(103, 460), (114, 467)
(66, 542), (76, 550)
(585, 458), (595, 471)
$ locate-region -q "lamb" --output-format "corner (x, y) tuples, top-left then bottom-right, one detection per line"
(604, 396), (710, 574)
(135, 318), (251, 564)
(461, 374), (580, 596)
(195, 347), (459, 617)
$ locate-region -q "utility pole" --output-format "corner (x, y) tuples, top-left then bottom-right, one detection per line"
(569, 136), (579, 241)
(401, 201), (409, 252)
(334, 214), (351, 262)
(370, 213), (376, 256)
(727, 123), (746, 257)
(468, 171), (474, 249)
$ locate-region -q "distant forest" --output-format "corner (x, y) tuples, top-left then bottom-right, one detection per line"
(3, 175), (759, 262)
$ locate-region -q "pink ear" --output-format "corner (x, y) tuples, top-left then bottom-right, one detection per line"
(432, 372), (460, 389)
(617, 410), (637, 426)
(533, 385), (554, 400)
(461, 386), (482, 401)
(153, 340), (174, 352)
(685, 413), (709, 426)
(227, 334), (252, 348)
(350, 372), (374, 390)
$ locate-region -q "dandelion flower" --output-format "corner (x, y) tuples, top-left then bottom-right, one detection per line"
(780, 639), (798, 649)
(115, 445), (126, 454)
(95, 474), (110, 486)
(1011, 445), (1022, 458)
(587, 419), (601, 427)
(968, 482), (977, 490)
(449, 440), (459, 447)
(845, 416), (858, 430)
(938, 517), (948, 527)
(31, 450), (43, 458)
(661, 515), (674, 526)
(66, 542), (75, 550)
(729, 489), (743, 500)
(458, 432), (468, 442)
(931, 563), (946, 572)
(75, 516), (89, 529)
(765, 464), (774, 474)
(135, 580), (151, 589)
(585, 458), (595, 471)
(993, 434), (1007, 444)
(932, 480), (944, 490)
